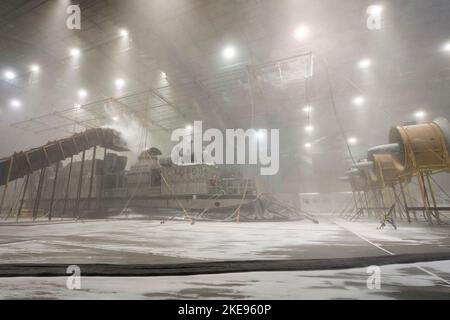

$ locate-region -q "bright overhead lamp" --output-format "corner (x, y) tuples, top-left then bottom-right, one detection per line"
(222, 46), (237, 60)
(4, 70), (16, 80)
(367, 5), (383, 15)
(10, 99), (22, 109)
(443, 42), (450, 52)
(70, 48), (81, 57)
(305, 125), (314, 133)
(414, 110), (426, 119)
(304, 142), (312, 149)
(256, 130), (265, 140)
(112, 116), (119, 122)
(353, 96), (365, 106)
(30, 64), (40, 73)
(115, 78), (126, 89)
(186, 124), (193, 132)
(120, 29), (129, 37)
(303, 105), (313, 113)
(347, 137), (358, 145)
(294, 25), (310, 40)
(358, 58), (372, 69)
(77, 89), (88, 99)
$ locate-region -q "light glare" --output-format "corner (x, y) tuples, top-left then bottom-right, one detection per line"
(256, 130), (265, 140)
(348, 137), (358, 145)
(70, 48), (81, 57)
(294, 25), (310, 40)
(115, 78), (126, 89)
(358, 59), (372, 69)
(367, 5), (383, 15)
(223, 46), (237, 60)
(4, 70), (16, 80)
(443, 42), (450, 52)
(30, 64), (40, 73)
(10, 99), (22, 109)
(303, 105), (313, 113)
(414, 111), (426, 119)
(353, 96), (365, 106)
(77, 89), (88, 99)
(305, 125), (314, 133)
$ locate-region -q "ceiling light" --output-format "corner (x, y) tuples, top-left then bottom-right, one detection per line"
(74, 104), (81, 110)
(367, 5), (383, 15)
(358, 59), (372, 69)
(256, 130), (265, 140)
(294, 25), (310, 40)
(223, 46), (237, 60)
(115, 78), (126, 89)
(347, 137), (358, 145)
(120, 29), (129, 37)
(10, 99), (22, 109)
(353, 96), (365, 106)
(414, 110), (426, 119)
(304, 142), (312, 149)
(30, 64), (40, 73)
(112, 116), (119, 122)
(70, 48), (81, 57)
(303, 105), (313, 113)
(77, 89), (88, 99)
(443, 42), (450, 52)
(305, 125), (314, 133)
(186, 125), (193, 132)
(4, 70), (16, 80)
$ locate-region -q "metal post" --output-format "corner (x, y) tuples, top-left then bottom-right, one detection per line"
(378, 189), (388, 215)
(388, 187), (399, 220)
(74, 150), (86, 219)
(87, 146), (97, 213)
(0, 156), (14, 218)
(32, 168), (46, 221)
(48, 162), (60, 221)
(363, 192), (371, 218)
(16, 175), (30, 222)
(357, 191), (364, 217)
(349, 180), (359, 216)
(425, 172), (442, 224)
(399, 181), (411, 223)
(62, 156), (74, 218)
(391, 185), (406, 221)
(98, 148), (107, 215)
(417, 172), (432, 224)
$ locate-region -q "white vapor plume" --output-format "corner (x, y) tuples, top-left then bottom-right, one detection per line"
(102, 102), (149, 166)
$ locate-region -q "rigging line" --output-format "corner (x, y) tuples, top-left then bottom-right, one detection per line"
(429, 175), (450, 202)
(411, 179), (450, 203)
(321, 55), (357, 166)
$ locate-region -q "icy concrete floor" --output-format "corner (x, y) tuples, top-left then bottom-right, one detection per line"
(1, 261), (450, 299)
(1, 216), (450, 263)
(1, 215), (450, 299)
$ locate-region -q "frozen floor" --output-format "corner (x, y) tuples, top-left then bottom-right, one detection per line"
(1, 215), (450, 299)
(1, 261), (450, 299)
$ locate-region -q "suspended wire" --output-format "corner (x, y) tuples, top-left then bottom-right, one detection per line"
(321, 55), (357, 165)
